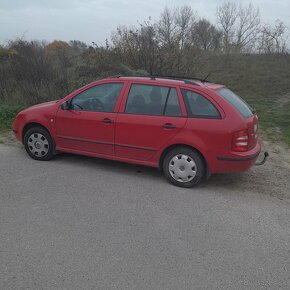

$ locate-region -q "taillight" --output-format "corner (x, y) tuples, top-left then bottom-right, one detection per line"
(232, 129), (249, 152)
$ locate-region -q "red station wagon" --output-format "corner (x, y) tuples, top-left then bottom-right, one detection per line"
(13, 75), (264, 187)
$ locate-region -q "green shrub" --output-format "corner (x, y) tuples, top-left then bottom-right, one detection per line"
(268, 103), (290, 146)
(0, 105), (24, 132)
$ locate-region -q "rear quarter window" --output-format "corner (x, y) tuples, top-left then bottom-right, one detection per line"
(181, 89), (221, 119)
(218, 88), (253, 118)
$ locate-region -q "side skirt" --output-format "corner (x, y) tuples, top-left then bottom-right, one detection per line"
(55, 146), (158, 168)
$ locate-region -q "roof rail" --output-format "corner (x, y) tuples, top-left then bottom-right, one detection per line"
(106, 74), (122, 78)
(148, 75), (202, 85)
(150, 74), (211, 83)
(108, 74), (201, 86)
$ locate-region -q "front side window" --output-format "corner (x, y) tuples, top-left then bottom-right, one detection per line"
(125, 84), (181, 116)
(181, 89), (221, 119)
(71, 83), (123, 112)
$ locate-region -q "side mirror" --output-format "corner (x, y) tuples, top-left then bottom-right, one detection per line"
(61, 101), (71, 110)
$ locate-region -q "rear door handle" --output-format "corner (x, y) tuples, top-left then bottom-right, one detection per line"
(101, 118), (113, 124)
(163, 123), (176, 129)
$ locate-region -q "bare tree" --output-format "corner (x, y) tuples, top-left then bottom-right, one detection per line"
(111, 25), (140, 67)
(112, 19), (159, 74)
(258, 20), (288, 53)
(157, 7), (177, 47)
(174, 6), (196, 49)
(69, 40), (87, 52)
(138, 19), (159, 74)
(216, 2), (238, 54)
(235, 4), (260, 52)
(173, 6), (197, 73)
(192, 19), (222, 51)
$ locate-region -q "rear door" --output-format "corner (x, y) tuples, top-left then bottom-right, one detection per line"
(115, 83), (187, 161)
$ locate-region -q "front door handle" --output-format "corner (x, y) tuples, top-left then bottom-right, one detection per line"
(163, 123), (176, 129)
(101, 118), (113, 124)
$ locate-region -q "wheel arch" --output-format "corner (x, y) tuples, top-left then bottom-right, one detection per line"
(22, 122), (50, 143)
(158, 144), (210, 178)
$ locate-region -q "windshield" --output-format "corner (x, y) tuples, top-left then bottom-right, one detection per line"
(218, 88), (253, 118)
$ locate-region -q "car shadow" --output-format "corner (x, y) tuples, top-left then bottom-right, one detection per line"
(205, 173), (248, 186)
(47, 152), (290, 199)
(54, 152), (246, 188)
(55, 152), (163, 177)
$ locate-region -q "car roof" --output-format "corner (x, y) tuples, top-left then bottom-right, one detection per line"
(104, 76), (225, 91)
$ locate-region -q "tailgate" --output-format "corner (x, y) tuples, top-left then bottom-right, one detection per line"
(246, 114), (259, 150)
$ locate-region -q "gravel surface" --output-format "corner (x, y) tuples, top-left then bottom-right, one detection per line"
(1, 142), (290, 289)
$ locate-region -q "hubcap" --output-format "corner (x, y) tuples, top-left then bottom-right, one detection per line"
(169, 154), (197, 183)
(27, 133), (49, 157)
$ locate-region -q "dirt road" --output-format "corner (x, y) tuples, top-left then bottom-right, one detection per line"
(1, 131), (290, 200)
(1, 136), (290, 289)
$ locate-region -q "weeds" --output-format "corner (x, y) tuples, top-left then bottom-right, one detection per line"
(0, 105), (24, 132)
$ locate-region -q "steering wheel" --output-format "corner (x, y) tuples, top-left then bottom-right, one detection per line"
(88, 98), (104, 111)
(73, 103), (83, 110)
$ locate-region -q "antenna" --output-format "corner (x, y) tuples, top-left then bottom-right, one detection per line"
(202, 73), (211, 82)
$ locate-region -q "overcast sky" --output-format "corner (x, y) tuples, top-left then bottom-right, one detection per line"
(0, 0), (289, 45)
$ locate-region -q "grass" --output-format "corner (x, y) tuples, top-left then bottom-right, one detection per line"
(199, 54), (290, 147)
(265, 103), (290, 145)
(1, 96), (289, 147)
(0, 54), (290, 146)
(0, 105), (24, 133)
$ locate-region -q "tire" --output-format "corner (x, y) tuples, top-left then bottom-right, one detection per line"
(163, 147), (205, 188)
(24, 126), (54, 161)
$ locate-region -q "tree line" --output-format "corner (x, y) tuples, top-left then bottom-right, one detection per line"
(112, 2), (288, 74)
(0, 2), (289, 105)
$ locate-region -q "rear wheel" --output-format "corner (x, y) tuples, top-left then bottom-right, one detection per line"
(163, 147), (205, 188)
(24, 127), (54, 161)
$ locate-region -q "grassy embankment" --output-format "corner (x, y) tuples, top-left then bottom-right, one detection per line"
(195, 54), (290, 146)
(0, 105), (23, 133)
(1, 54), (290, 145)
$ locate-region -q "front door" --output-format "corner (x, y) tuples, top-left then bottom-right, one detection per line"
(55, 82), (123, 155)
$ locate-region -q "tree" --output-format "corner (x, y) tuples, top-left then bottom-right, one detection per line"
(45, 41), (72, 95)
(216, 2), (238, 54)
(235, 4), (260, 52)
(192, 19), (222, 51)
(174, 6), (196, 50)
(69, 40), (87, 51)
(157, 7), (177, 48)
(112, 18), (159, 74)
(258, 20), (288, 54)
(217, 2), (262, 53)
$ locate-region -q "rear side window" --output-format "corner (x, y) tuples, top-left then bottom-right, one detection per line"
(125, 84), (181, 116)
(218, 88), (253, 118)
(181, 89), (221, 119)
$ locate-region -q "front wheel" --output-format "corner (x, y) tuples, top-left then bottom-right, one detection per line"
(163, 147), (205, 188)
(24, 127), (54, 161)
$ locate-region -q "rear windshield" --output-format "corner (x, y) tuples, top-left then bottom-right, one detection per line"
(218, 88), (253, 118)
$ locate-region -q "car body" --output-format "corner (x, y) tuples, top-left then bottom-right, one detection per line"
(13, 76), (261, 187)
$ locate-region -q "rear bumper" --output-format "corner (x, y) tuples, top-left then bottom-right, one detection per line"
(210, 142), (261, 173)
(216, 151), (260, 162)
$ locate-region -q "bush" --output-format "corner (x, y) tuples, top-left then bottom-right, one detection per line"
(0, 105), (24, 132)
